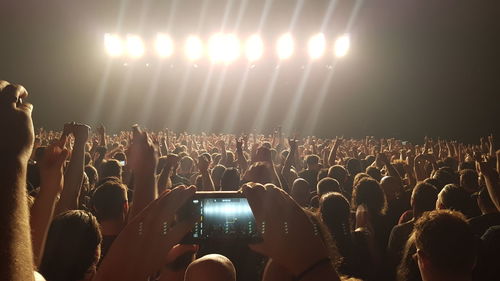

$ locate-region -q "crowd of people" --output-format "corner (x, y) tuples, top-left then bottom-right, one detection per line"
(1, 79), (499, 281)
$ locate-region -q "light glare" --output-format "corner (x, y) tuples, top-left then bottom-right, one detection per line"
(185, 36), (203, 61)
(208, 33), (240, 63)
(334, 34), (350, 58)
(126, 35), (145, 58)
(308, 33), (326, 59)
(245, 34), (264, 62)
(156, 34), (174, 58)
(276, 33), (294, 60)
(104, 33), (124, 56)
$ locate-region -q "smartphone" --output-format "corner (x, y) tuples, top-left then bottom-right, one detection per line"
(118, 160), (126, 166)
(177, 191), (262, 244)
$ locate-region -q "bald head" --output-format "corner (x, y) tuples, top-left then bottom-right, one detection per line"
(185, 254), (236, 281)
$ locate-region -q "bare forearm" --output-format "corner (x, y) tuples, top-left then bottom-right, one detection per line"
(130, 172), (157, 219)
(484, 175), (500, 211)
(56, 142), (85, 214)
(0, 160), (34, 281)
(30, 188), (59, 267)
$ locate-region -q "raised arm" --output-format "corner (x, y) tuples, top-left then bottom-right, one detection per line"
(0, 81), (35, 281)
(30, 136), (68, 267)
(478, 160), (500, 212)
(328, 137), (341, 166)
(55, 123), (89, 215)
(127, 125), (159, 219)
(236, 137), (248, 172)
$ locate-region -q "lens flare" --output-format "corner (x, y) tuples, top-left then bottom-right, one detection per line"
(276, 33), (294, 60)
(104, 33), (124, 56)
(245, 34), (264, 62)
(156, 33), (174, 58)
(334, 33), (350, 58)
(185, 36), (203, 61)
(126, 35), (145, 58)
(308, 33), (326, 59)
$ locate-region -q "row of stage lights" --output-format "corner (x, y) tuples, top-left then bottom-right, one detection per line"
(104, 33), (350, 62)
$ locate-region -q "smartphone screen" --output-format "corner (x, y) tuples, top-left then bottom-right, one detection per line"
(177, 192), (261, 243)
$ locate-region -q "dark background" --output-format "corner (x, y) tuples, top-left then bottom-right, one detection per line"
(1, 0), (499, 143)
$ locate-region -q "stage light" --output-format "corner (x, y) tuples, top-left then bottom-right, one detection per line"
(276, 33), (294, 60)
(245, 34), (264, 62)
(208, 33), (240, 63)
(185, 36), (203, 61)
(156, 33), (174, 58)
(334, 33), (350, 58)
(308, 33), (326, 59)
(104, 33), (124, 56)
(126, 35), (144, 58)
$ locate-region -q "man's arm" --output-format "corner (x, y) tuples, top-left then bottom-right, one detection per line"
(128, 126), (159, 219)
(30, 137), (68, 267)
(0, 81), (35, 281)
(55, 123), (89, 214)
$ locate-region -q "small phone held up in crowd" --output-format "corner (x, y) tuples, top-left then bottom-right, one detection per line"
(177, 191), (262, 244)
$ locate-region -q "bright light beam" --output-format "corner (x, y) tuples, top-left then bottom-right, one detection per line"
(276, 33), (294, 60)
(308, 33), (326, 59)
(126, 35), (145, 58)
(156, 33), (174, 58)
(334, 33), (350, 58)
(245, 34), (264, 62)
(185, 36), (203, 61)
(208, 33), (240, 63)
(104, 34), (124, 56)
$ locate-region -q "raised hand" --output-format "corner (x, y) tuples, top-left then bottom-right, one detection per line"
(39, 136), (69, 194)
(95, 186), (197, 281)
(242, 184), (339, 280)
(127, 125), (158, 174)
(0, 80), (34, 161)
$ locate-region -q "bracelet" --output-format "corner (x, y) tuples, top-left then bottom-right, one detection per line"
(295, 257), (331, 281)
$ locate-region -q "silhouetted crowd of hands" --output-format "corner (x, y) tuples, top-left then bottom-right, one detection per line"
(1, 80), (499, 281)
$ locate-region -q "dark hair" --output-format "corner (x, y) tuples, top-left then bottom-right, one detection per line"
(353, 173), (371, 188)
(220, 167), (240, 191)
(100, 159), (122, 181)
(40, 210), (102, 281)
(413, 210), (477, 275)
(351, 178), (387, 215)
(346, 158), (362, 177)
(317, 168), (329, 182)
(91, 180), (128, 221)
(317, 177), (340, 197)
(365, 166), (382, 182)
(438, 184), (473, 217)
(211, 164), (226, 189)
(305, 154), (320, 167)
(432, 167), (458, 190)
(85, 165), (98, 188)
(459, 169), (479, 192)
(113, 151), (126, 162)
(411, 182), (438, 217)
(328, 165), (348, 185)
(243, 162), (272, 185)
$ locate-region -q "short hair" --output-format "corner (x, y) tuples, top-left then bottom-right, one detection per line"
(460, 169), (479, 191)
(328, 165), (348, 184)
(100, 159), (122, 181)
(113, 151), (126, 162)
(91, 180), (128, 221)
(413, 210), (477, 275)
(317, 177), (340, 197)
(317, 168), (329, 182)
(412, 182), (438, 216)
(351, 178), (387, 215)
(365, 166), (382, 182)
(180, 156), (194, 172)
(211, 164), (226, 189)
(433, 167), (458, 190)
(305, 154), (320, 167)
(220, 168), (240, 191)
(353, 173), (372, 188)
(40, 210), (102, 281)
(185, 254), (236, 281)
(438, 184), (473, 217)
(346, 158), (362, 177)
